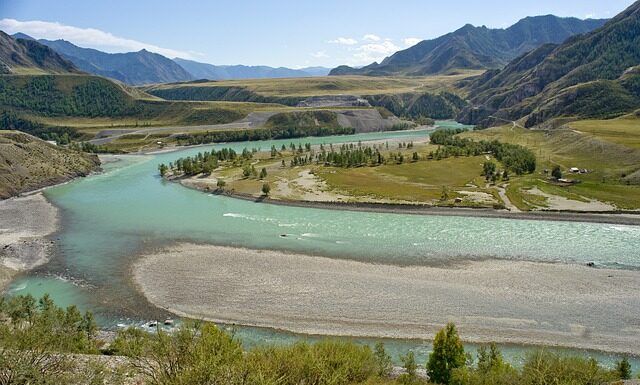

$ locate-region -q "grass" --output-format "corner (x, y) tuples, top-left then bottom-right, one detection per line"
(567, 114), (640, 149)
(142, 72), (482, 98)
(463, 125), (640, 209)
(316, 155), (490, 203)
(27, 101), (291, 131)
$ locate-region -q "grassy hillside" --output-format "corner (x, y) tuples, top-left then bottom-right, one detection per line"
(462, 125), (640, 209)
(568, 114), (640, 149)
(143, 73), (477, 99)
(0, 130), (100, 198)
(460, 2), (640, 127)
(0, 74), (289, 135)
(143, 73), (477, 121)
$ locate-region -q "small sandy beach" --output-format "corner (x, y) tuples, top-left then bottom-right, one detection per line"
(134, 243), (640, 355)
(0, 193), (59, 289)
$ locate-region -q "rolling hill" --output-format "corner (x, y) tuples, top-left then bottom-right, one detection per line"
(0, 31), (79, 74)
(458, 1), (640, 128)
(330, 15), (607, 76)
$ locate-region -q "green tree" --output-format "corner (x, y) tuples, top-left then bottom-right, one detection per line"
(552, 166), (563, 180)
(259, 167), (268, 179)
(441, 186), (450, 202)
(158, 163), (168, 177)
(427, 323), (466, 385)
(216, 179), (226, 189)
(403, 351), (418, 376)
(482, 161), (496, 179)
(262, 183), (271, 196)
(373, 342), (393, 377)
(616, 356), (631, 380)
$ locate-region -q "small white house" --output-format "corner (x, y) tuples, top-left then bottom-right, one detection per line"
(569, 167), (580, 173)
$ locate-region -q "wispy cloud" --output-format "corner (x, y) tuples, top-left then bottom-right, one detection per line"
(328, 37), (358, 45)
(0, 18), (196, 59)
(362, 34), (381, 42)
(403, 37), (421, 47)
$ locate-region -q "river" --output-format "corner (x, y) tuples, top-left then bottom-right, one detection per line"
(6, 122), (640, 368)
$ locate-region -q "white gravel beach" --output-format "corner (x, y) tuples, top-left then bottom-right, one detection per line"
(133, 243), (640, 355)
(0, 193), (59, 289)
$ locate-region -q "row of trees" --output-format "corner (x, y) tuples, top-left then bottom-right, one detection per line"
(430, 128), (536, 175)
(0, 111), (82, 144)
(176, 124), (355, 146)
(0, 295), (635, 385)
(158, 147), (255, 177)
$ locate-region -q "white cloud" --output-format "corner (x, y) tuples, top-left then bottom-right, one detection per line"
(363, 34), (381, 42)
(403, 37), (421, 47)
(350, 40), (401, 65)
(311, 50), (329, 58)
(584, 13), (595, 19)
(0, 18), (196, 59)
(328, 37), (358, 45)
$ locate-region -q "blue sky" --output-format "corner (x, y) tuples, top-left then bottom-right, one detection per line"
(0, 0), (635, 68)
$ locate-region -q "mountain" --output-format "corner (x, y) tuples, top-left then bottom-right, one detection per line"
(173, 58), (330, 80)
(459, 1), (640, 127)
(0, 31), (79, 74)
(329, 15), (607, 76)
(298, 66), (332, 77)
(34, 38), (193, 85)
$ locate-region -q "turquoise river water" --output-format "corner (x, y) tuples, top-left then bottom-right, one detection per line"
(6, 122), (640, 368)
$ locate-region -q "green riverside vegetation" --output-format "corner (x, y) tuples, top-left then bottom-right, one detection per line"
(430, 128), (536, 175)
(174, 124), (355, 146)
(1, 295), (635, 385)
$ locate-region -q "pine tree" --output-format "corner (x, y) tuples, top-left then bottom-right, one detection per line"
(427, 323), (465, 384)
(616, 356), (631, 380)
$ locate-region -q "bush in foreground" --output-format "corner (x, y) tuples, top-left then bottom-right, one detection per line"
(0, 295), (635, 385)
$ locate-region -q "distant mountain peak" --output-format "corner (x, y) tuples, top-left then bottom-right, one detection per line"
(11, 32), (35, 41)
(329, 14), (608, 77)
(459, 1), (640, 127)
(34, 38), (193, 85)
(172, 58), (330, 80)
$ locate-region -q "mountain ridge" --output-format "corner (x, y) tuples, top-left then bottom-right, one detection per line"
(174, 58), (330, 80)
(458, 1), (640, 127)
(0, 31), (79, 74)
(34, 38), (194, 85)
(330, 15), (608, 76)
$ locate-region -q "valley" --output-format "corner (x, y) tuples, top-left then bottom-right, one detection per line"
(1, 2), (640, 383)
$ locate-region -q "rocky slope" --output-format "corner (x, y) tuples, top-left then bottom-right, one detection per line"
(0, 131), (100, 198)
(0, 31), (79, 74)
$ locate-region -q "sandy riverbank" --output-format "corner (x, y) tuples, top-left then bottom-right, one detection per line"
(0, 193), (59, 290)
(180, 185), (640, 225)
(134, 243), (640, 356)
